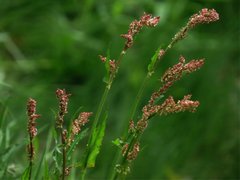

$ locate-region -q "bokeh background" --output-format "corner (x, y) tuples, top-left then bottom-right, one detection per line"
(0, 0), (239, 179)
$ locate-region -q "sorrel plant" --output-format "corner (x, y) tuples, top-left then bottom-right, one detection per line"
(22, 8), (219, 180)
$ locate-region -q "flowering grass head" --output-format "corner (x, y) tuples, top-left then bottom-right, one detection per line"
(27, 98), (40, 139)
(56, 89), (71, 128)
(121, 13), (160, 51)
(188, 8), (219, 28)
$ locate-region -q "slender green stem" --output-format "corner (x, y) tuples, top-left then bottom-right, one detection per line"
(61, 131), (66, 180)
(80, 169), (86, 180)
(129, 75), (149, 122)
(81, 50), (126, 179)
(28, 136), (33, 180)
(91, 85), (110, 134)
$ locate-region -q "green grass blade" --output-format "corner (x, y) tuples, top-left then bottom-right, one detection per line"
(33, 126), (53, 180)
(147, 47), (161, 73)
(86, 112), (107, 168)
(21, 166), (30, 180)
(67, 128), (89, 160)
(44, 159), (50, 180)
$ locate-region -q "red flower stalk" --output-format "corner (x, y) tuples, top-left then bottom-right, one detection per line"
(128, 120), (135, 133)
(99, 55), (118, 76)
(135, 56), (204, 133)
(56, 89), (71, 128)
(122, 142), (140, 161)
(136, 95), (199, 132)
(26, 98), (40, 179)
(68, 112), (92, 146)
(156, 95), (200, 115)
(161, 56), (204, 83)
(170, 9), (219, 47)
(161, 56), (186, 83)
(188, 8), (219, 28)
(27, 98), (40, 139)
(183, 59), (205, 73)
(121, 13), (160, 51)
(147, 56), (204, 108)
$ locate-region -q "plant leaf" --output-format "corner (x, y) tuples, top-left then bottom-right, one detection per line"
(86, 112), (107, 168)
(21, 166), (30, 180)
(147, 47), (161, 73)
(112, 138), (124, 149)
(44, 160), (50, 180)
(67, 128), (89, 160)
(33, 127), (53, 180)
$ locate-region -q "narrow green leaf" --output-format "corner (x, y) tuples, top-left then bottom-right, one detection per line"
(147, 47), (161, 73)
(1, 143), (24, 162)
(67, 128), (89, 160)
(0, 102), (8, 129)
(86, 113), (107, 168)
(70, 106), (83, 123)
(33, 127), (53, 180)
(0, 130), (3, 147)
(44, 160), (50, 180)
(21, 166), (30, 180)
(52, 127), (58, 145)
(52, 145), (62, 174)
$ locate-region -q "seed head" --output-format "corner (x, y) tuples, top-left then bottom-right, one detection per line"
(188, 8), (219, 28)
(121, 12), (160, 50)
(27, 98), (40, 138)
(56, 89), (71, 128)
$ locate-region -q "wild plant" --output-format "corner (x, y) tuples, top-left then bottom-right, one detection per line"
(21, 8), (219, 180)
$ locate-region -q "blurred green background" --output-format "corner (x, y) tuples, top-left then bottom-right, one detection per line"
(0, 0), (239, 179)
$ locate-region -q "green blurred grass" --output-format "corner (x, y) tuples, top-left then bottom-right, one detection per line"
(0, 0), (239, 179)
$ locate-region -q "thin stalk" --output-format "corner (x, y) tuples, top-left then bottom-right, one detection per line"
(61, 131), (66, 180)
(129, 75), (149, 122)
(28, 136), (33, 180)
(81, 50), (126, 179)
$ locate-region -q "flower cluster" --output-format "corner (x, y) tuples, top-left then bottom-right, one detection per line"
(122, 142), (140, 161)
(136, 95), (199, 132)
(188, 8), (219, 28)
(147, 56), (204, 108)
(161, 56), (204, 83)
(68, 112), (92, 146)
(121, 13), (160, 51)
(134, 55), (204, 133)
(170, 8), (219, 48)
(158, 49), (165, 59)
(156, 95), (199, 115)
(27, 98), (40, 162)
(56, 89), (71, 128)
(99, 55), (117, 76)
(27, 98), (40, 138)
